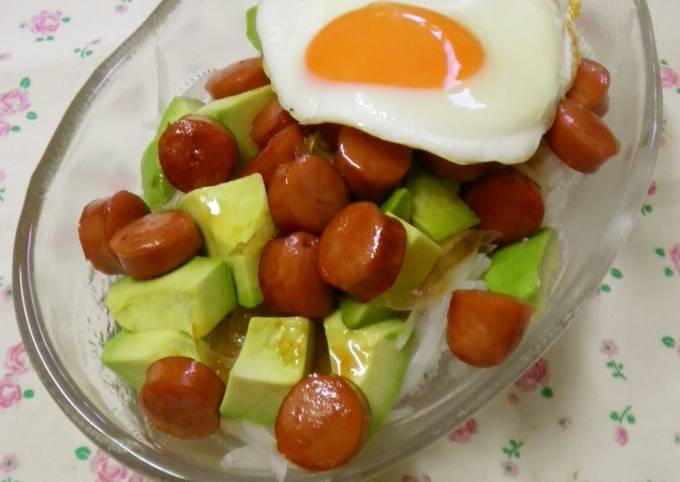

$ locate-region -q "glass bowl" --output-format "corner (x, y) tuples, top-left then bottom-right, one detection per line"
(13, 0), (661, 480)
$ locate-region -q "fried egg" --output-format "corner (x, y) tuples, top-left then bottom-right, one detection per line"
(257, 0), (576, 165)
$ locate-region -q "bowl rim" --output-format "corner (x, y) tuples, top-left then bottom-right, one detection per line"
(13, 0), (663, 480)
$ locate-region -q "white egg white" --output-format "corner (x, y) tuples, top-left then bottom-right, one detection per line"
(257, 0), (575, 165)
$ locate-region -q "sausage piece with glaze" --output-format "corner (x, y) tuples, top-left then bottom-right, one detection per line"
(239, 124), (306, 187)
(545, 98), (619, 174)
(109, 210), (203, 280)
(447, 290), (533, 368)
(418, 151), (496, 182)
(139, 357), (225, 439)
(318, 202), (406, 302)
(566, 58), (611, 113)
(78, 191), (150, 274)
(251, 98), (297, 147)
(268, 154), (350, 234)
(463, 168), (544, 245)
(259, 232), (336, 318)
(275, 373), (371, 471)
(205, 57), (270, 99)
(335, 126), (412, 201)
(158, 115), (238, 192)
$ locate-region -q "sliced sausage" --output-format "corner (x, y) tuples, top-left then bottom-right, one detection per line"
(447, 290), (533, 368)
(239, 124), (306, 186)
(259, 233), (336, 318)
(139, 357), (225, 439)
(566, 58), (611, 113)
(78, 191), (150, 274)
(275, 373), (371, 471)
(545, 98), (619, 174)
(205, 57), (270, 99)
(251, 98), (296, 147)
(268, 154), (350, 234)
(318, 202), (406, 302)
(109, 210), (202, 280)
(418, 151), (496, 182)
(336, 126), (412, 201)
(158, 115), (238, 192)
(463, 168), (544, 245)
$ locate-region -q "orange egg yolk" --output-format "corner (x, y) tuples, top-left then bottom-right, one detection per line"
(305, 2), (484, 89)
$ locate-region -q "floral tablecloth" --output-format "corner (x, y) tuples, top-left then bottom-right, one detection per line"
(1, 1), (679, 481)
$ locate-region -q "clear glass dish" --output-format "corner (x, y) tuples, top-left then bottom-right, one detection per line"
(13, 0), (661, 480)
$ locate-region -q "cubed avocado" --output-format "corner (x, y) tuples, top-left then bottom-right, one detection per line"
(324, 311), (414, 430)
(101, 329), (201, 390)
(220, 316), (313, 425)
(106, 257), (236, 338)
(339, 298), (401, 329)
(375, 215), (442, 301)
(142, 96), (205, 209)
(405, 167), (479, 241)
(178, 174), (277, 307)
(483, 227), (559, 310)
(195, 85), (275, 164)
(380, 187), (413, 222)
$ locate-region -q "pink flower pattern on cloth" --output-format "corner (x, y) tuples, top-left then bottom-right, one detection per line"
(661, 65), (679, 89)
(670, 244), (680, 274)
(515, 358), (550, 392)
(615, 426), (629, 447)
(5, 343), (30, 376)
(1, 454), (18, 474)
(600, 338), (619, 358)
(0, 119), (9, 138)
(0, 89), (30, 117)
(0, 376), (22, 409)
(29, 10), (63, 35)
(448, 418), (478, 443)
(90, 449), (145, 482)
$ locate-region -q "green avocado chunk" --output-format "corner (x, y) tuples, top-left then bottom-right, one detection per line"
(101, 329), (201, 390)
(141, 96), (205, 209)
(381, 187), (413, 222)
(178, 174), (277, 308)
(483, 227), (559, 310)
(377, 215), (442, 300)
(220, 316), (313, 425)
(195, 85), (275, 164)
(339, 298), (401, 329)
(405, 167), (479, 241)
(106, 257), (236, 338)
(324, 311), (414, 431)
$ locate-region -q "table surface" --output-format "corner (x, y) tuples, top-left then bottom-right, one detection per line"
(1, 1), (679, 481)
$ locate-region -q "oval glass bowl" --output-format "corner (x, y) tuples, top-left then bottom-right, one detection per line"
(14, 0), (661, 480)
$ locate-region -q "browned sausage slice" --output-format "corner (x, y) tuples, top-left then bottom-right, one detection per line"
(336, 126), (412, 201)
(268, 154), (350, 234)
(418, 151), (496, 182)
(259, 233), (336, 318)
(158, 115), (238, 192)
(566, 58), (611, 112)
(239, 124), (306, 186)
(205, 57), (270, 99)
(109, 210), (203, 280)
(275, 373), (371, 471)
(545, 98), (619, 174)
(463, 168), (544, 245)
(251, 98), (296, 147)
(139, 357), (225, 439)
(447, 290), (533, 368)
(318, 202), (406, 302)
(78, 191), (150, 274)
